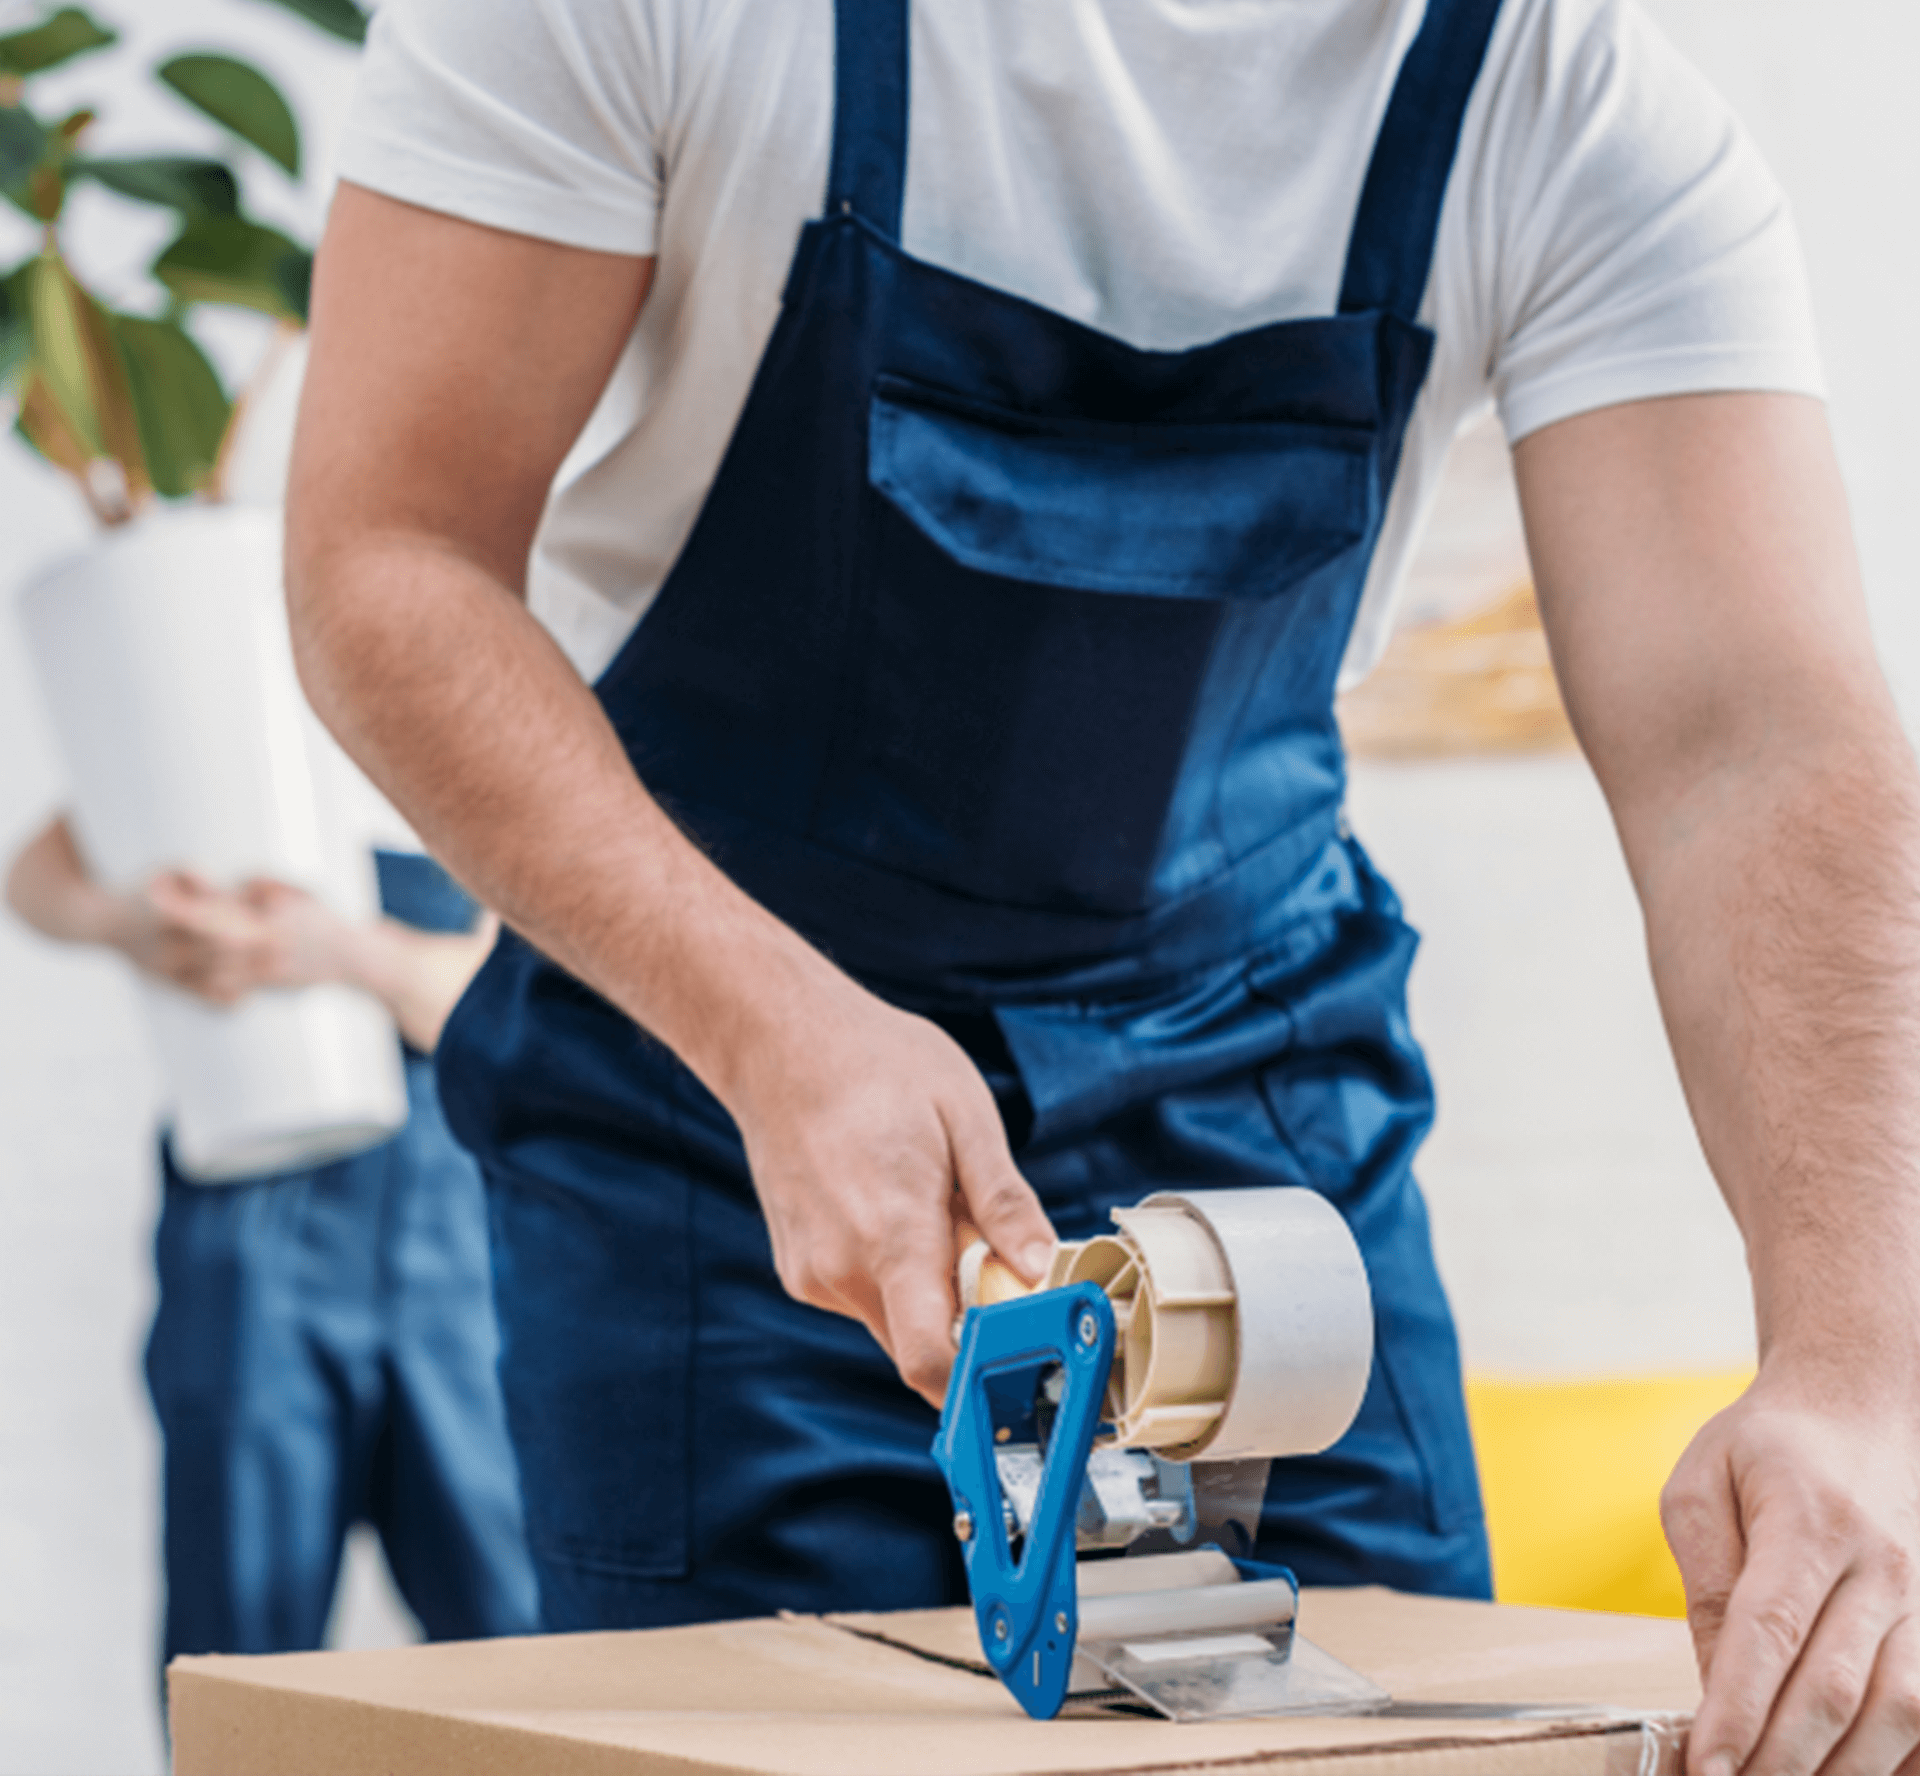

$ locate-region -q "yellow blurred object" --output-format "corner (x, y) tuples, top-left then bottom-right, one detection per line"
(1465, 1370), (1754, 1618)
(1338, 580), (1577, 758)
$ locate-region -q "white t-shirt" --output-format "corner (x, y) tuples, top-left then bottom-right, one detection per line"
(338, 0), (1824, 686)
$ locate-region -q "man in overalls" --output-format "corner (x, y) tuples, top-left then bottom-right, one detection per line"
(289, 3), (1920, 1773)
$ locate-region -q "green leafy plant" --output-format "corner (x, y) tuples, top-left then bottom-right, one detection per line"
(0, 1), (367, 521)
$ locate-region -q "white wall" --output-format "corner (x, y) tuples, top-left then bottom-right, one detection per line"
(0, 2), (1915, 1771)
(1653, 0), (1920, 721)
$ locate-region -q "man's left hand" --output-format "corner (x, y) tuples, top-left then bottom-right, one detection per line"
(1664, 1360), (1920, 1776)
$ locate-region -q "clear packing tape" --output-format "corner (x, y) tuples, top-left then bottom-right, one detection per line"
(960, 1186), (1377, 1464)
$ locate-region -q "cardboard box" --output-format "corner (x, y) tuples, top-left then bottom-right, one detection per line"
(170, 1587), (1698, 1775)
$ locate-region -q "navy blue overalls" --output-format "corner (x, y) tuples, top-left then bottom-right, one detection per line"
(146, 852), (540, 1662)
(440, 0), (1501, 1630)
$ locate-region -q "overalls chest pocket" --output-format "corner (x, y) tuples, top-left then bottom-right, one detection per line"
(806, 375), (1378, 913)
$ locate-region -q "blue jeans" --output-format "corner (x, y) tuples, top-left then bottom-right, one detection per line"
(144, 1053), (538, 1659)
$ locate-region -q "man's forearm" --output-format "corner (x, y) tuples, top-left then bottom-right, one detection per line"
(1629, 720), (1920, 1374)
(1626, 715), (1920, 1776)
(279, 186), (826, 1097)
(287, 537), (847, 1108)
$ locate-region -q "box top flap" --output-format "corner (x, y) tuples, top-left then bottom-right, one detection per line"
(169, 1590), (1700, 1776)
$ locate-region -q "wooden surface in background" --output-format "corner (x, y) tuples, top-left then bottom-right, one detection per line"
(1339, 581), (1577, 759)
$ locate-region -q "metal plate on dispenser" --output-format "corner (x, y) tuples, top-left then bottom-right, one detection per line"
(1078, 1625), (1391, 1723)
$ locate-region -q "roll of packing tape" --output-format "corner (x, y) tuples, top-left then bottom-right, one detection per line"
(1143, 1188), (1373, 1462)
(956, 1187), (1373, 1463)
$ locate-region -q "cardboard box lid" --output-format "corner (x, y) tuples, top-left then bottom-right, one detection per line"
(169, 1588), (1698, 1776)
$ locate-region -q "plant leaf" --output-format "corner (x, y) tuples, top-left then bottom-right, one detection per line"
(76, 155), (239, 216)
(74, 273), (148, 493)
(17, 253), (148, 495)
(0, 7), (117, 78)
(21, 161), (62, 219)
(0, 102), (46, 188)
(24, 251), (99, 453)
(158, 53), (299, 177)
(2, 105), (79, 223)
(274, 245), (312, 323)
(152, 214), (305, 319)
(110, 313), (231, 497)
(0, 263), (29, 386)
(16, 369), (92, 479)
(243, 0), (369, 45)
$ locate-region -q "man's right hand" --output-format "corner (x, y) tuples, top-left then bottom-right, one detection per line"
(727, 979), (1056, 1406)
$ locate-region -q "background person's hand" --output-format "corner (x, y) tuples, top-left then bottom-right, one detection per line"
(238, 877), (364, 989)
(1663, 1361), (1920, 1776)
(728, 978), (1055, 1406)
(241, 877), (498, 1052)
(108, 870), (279, 1006)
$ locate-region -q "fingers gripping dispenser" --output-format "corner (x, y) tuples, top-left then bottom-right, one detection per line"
(932, 1188), (1389, 1723)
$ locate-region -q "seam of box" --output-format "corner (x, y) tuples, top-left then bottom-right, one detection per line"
(798, 1617), (1660, 1774)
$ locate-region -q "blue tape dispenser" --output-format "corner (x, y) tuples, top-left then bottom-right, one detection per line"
(932, 1188), (1393, 1723)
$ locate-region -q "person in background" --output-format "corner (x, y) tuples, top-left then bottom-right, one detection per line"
(3, 816), (539, 1663)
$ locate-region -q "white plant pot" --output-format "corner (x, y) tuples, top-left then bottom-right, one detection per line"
(17, 505), (408, 1181)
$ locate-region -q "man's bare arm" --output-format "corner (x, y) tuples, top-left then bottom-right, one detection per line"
(1518, 392), (1920, 1776)
(286, 186), (1053, 1399)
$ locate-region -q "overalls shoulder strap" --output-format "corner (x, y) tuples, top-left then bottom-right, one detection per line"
(826, 0), (910, 236)
(827, 0), (1504, 300)
(1339, 0), (1506, 320)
